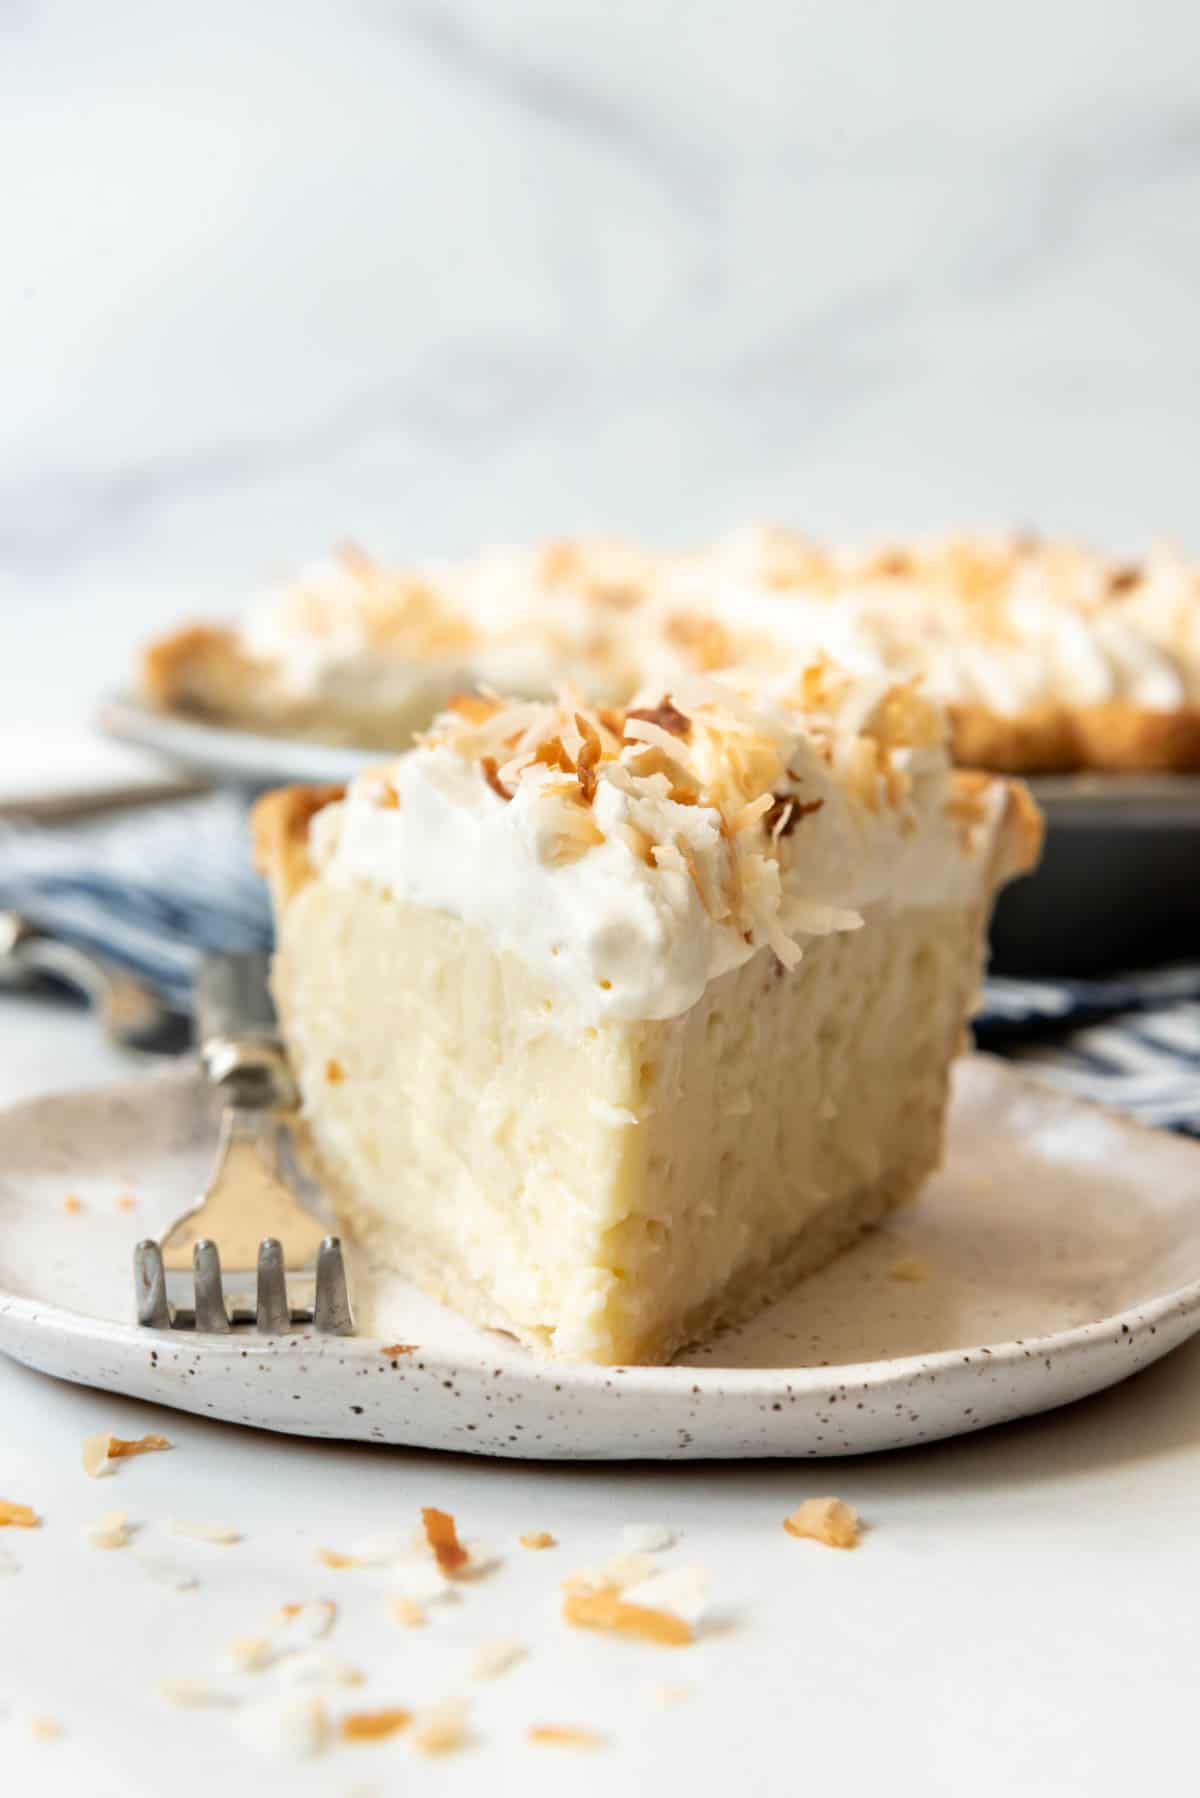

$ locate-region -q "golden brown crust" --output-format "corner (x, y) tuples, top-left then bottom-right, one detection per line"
(251, 785), (345, 911)
(949, 700), (1200, 774)
(140, 623), (248, 715)
(992, 775), (1044, 888)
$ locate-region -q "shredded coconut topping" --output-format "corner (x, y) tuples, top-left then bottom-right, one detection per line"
(216, 529), (1200, 725)
(315, 669), (1012, 1024)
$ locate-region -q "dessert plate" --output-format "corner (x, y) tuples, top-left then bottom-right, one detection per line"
(2, 1055), (1198, 1459)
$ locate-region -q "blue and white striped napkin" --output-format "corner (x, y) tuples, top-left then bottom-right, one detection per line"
(1, 794), (1197, 1136)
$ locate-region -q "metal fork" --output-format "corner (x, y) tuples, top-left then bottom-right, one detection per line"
(133, 952), (353, 1335)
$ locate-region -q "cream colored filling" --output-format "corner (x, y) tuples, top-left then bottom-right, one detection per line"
(272, 882), (986, 1364)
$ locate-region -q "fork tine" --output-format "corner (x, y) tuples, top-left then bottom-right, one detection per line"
(313, 1236), (354, 1335)
(255, 1238), (290, 1334)
(134, 1239), (171, 1329)
(192, 1239), (230, 1333)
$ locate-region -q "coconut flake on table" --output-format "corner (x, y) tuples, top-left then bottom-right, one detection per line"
(167, 1519), (242, 1545)
(234, 1693), (331, 1760)
(620, 1523), (677, 1554)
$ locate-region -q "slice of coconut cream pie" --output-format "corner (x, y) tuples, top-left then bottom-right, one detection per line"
(253, 667), (1040, 1365)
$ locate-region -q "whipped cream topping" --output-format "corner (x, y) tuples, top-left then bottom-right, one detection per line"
(241, 546), (474, 702)
(309, 671), (1016, 1025)
(663, 528), (1200, 712)
(232, 530), (1200, 724)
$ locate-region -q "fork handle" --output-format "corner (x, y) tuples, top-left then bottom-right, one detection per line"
(196, 952), (280, 1043)
(195, 952), (297, 1107)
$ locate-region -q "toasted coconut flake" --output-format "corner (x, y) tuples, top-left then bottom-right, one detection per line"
(277, 1651), (364, 1690)
(136, 1553), (199, 1590)
(468, 1638), (526, 1681)
(620, 1523), (676, 1555)
(448, 692), (501, 725)
(324, 1058), (344, 1084)
(421, 1507), (469, 1575)
(604, 1550), (658, 1588)
(411, 1697), (468, 1757)
(533, 735), (576, 776)
(272, 1599), (337, 1641)
(0, 1500), (39, 1529)
(574, 712), (602, 802)
(389, 1596), (426, 1628)
(480, 756), (512, 802)
(622, 1564), (710, 1627)
(380, 1342), (417, 1357)
(63, 1194), (83, 1214)
(563, 1587), (692, 1647)
(168, 1519), (242, 1545)
(519, 1531), (556, 1551)
(235, 1693), (330, 1760)
(28, 1716), (62, 1742)
(315, 1546), (360, 1570)
(766, 794), (824, 838)
(341, 1706), (411, 1742)
(888, 1255), (930, 1283)
(85, 1509), (132, 1550)
(225, 1634), (274, 1672)
(82, 1432), (171, 1478)
(783, 1497), (860, 1549)
(528, 1724), (606, 1749)
(157, 1679), (233, 1709)
(648, 1682), (693, 1709)
(362, 770), (401, 809)
(625, 697), (691, 739)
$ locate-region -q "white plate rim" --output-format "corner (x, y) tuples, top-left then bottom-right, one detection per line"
(3, 1058), (1200, 1457)
(2, 1263), (1198, 1395)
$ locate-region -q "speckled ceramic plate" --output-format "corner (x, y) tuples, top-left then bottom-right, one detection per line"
(1, 1055), (1198, 1459)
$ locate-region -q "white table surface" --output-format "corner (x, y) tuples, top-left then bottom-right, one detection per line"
(5, 1), (1200, 1788)
(1, 992), (1198, 1798)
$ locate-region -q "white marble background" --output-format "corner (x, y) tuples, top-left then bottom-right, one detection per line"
(3, 0), (1200, 720)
